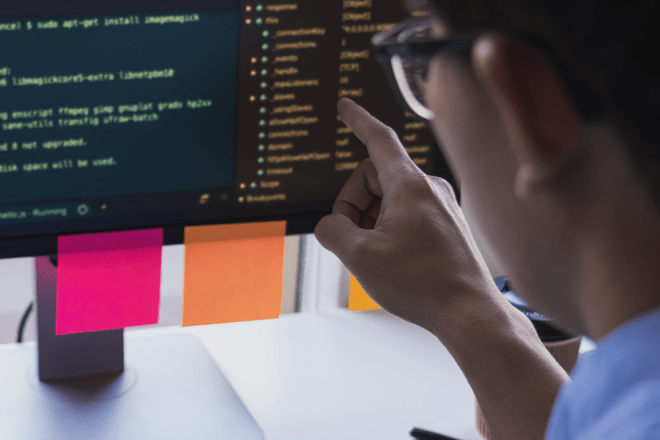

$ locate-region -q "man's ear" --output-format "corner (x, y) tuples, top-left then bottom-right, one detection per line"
(471, 35), (584, 199)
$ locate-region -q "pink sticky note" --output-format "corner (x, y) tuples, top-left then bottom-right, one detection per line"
(56, 229), (163, 335)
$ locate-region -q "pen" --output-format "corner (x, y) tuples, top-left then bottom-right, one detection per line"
(410, 427), (464, 440)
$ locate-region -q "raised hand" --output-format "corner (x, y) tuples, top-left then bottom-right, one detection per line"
(315, 98), (500, 336)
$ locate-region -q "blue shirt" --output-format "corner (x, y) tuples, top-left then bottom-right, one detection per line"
(546, 307), (660, 439)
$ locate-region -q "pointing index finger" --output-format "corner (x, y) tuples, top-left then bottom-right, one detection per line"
(337, 98), (418, 182)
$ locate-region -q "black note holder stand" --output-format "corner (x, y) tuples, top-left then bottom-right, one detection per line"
(0, 256), (263, 439)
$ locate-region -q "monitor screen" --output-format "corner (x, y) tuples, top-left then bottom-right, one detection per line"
(0, 0), (455, 257)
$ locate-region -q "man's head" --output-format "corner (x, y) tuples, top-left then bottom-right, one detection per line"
(423, 0), (660, 199)
(415, 0), (660, 337)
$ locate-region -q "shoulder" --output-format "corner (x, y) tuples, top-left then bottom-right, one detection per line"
(548, 356), (660, 439)
(546, 311), (660, 439)
(581, 383), (660, 438)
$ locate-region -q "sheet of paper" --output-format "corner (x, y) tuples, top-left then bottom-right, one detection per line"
(348, 274), (380, 311)
(56, 229), (163, 335)
(182, 221), (286, 327)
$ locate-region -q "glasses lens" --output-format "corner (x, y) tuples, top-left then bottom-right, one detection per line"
(391, 20), (434, 119)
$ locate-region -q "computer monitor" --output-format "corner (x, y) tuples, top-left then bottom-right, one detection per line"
(0, 0), (454, 258)
(0, 0), (456, 438)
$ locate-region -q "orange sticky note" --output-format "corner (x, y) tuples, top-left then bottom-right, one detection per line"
(182, 222), (286, 326)
(348, 274), (380, 311)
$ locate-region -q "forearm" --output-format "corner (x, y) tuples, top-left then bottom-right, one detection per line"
(436, 293), (570, 440)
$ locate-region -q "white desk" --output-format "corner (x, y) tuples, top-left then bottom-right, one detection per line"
(131, 309), (485, 440)
(0, 309), (485, 440)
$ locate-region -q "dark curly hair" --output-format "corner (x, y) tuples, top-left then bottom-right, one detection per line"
(422, 0), (660, 208)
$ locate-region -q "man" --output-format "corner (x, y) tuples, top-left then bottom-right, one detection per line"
(314, 1), (660, 439)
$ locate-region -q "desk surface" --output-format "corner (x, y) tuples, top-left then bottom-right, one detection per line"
(128, 309), (485, 440)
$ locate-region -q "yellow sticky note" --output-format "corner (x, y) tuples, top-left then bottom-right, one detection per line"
(182, 222), (286, 327)
(348, 274), (380, 311)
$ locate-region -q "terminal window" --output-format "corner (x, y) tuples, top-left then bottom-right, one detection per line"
(0, 10), (238, 205)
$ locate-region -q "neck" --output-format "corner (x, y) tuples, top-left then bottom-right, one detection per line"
(579, 232), (660, 341)
(574, 139), (660, 341)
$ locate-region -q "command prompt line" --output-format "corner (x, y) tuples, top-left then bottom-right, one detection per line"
(0, 10), (238, 205)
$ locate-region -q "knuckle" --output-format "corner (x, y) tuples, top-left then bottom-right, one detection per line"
(431, 177), (457, 199)
(398, 175), (458, 208)
(344, 235), (371, 268)
(354, 159), (378, 188)
(341, 159), (374, 193)
(370, 124), (398, 144)
(403, 174), (437, 200)
(313, 216), (331, 245)
(355, 158), (373, 173)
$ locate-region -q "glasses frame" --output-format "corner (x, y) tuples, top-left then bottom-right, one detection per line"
(372, 17), (480, 121)
(373, 17), (605, 123)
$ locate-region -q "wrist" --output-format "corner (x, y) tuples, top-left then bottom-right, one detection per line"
(431, 281), (540, 359)
(429, 281), (571, 440)
(434, 288), (569, 440)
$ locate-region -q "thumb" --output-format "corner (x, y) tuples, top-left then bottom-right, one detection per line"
(314, 213), (368, 263)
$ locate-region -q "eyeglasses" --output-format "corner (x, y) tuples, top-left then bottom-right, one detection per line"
(373, 17), (605, 122)
(373, 17), (479, 121)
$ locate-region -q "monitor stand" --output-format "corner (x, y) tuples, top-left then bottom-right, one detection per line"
(0, 256), (263, 439)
